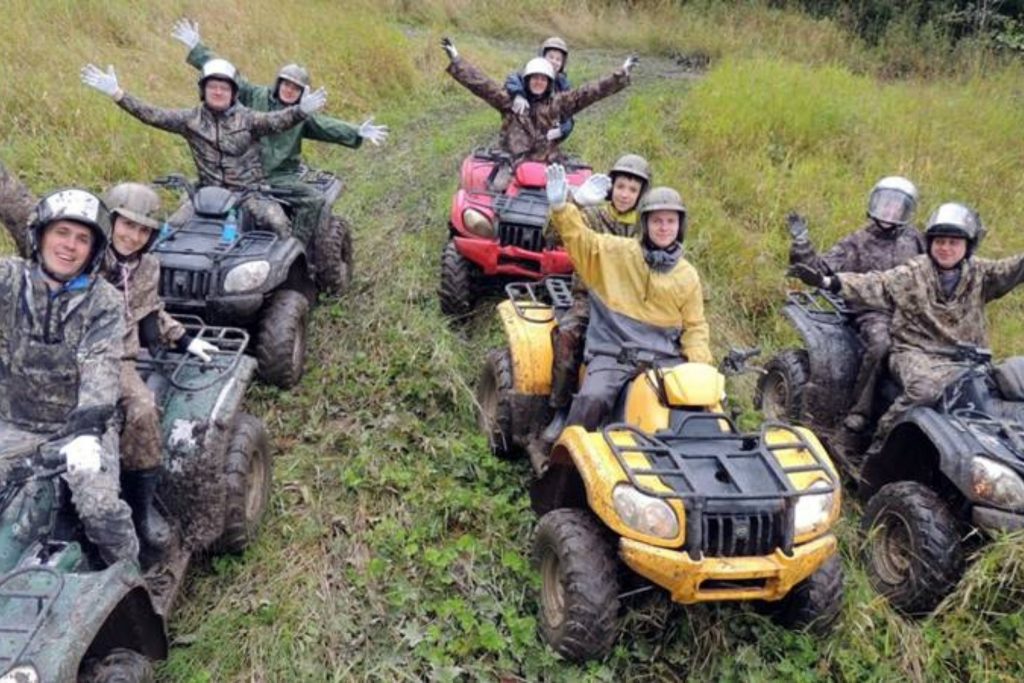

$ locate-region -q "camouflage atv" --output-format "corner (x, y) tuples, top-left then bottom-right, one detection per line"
(0, 321), (272, 682)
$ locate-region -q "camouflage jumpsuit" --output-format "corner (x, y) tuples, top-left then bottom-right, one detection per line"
(549, 202), (639, 409)
(0, 258), (139, 565)
(446, 57), (629, 163)
(115, 93), (311, 237)
(791, 222), (924, 421)
(838, 252), (1024, 446)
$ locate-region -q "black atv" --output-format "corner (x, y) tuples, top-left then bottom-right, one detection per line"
(152, 175), (313, 389)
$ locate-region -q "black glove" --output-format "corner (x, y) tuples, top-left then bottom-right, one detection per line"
(787, 263), (825, 288)
(787, 211), (809, 242)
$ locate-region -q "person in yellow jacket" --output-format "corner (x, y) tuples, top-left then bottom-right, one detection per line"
(544, 164), (712, 431)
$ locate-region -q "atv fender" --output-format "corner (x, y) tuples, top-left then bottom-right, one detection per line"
(497, 300), (555, 396)
(263, 238), (311, 295)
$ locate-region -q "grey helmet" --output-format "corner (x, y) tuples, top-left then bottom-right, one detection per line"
(539, 36), (569, 71)
(28, 188), (112, 278)
(867, 176), (918, 227)
(198, 58), (239, 102)
(275, 63), (310, 101)
(104, 183), (162, 253)
(609, 153), (652, 195)
(925, 202), (985, 256)
(638, 186), (687, 244)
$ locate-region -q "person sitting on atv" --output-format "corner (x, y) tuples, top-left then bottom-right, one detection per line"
(541, 153), (652, 444)
(1, 165), (219, 558)
(789, 203), (1024, 457)
(544, 164), (713, 431)
(171, 18), (389, 244)
(787, 176), (925, 433)
(0, 189), (140, 566)
(440, 37), (637, 164)
(505, 36), (574, 145)
(79, 58), (327, 238)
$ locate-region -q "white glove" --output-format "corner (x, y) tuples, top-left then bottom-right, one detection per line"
(81, 64), (121, 98)
(358, 117), (389, 146)
(61, 435), (102, 475)
(171, 18), (200, 50)
(545, 127), (563, 142)
(622, 54), (640, 75)
(186, 337), (218, 363)
(299, 87), (327, 115)
(572, 173), (612, 207)
(511, 95), (530, 115)
(545, 164), (569, 210)
(441, 37), (458, 61)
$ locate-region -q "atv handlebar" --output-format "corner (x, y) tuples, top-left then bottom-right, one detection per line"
(720, 347), (762, 377)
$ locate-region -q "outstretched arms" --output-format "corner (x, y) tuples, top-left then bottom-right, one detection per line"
(0, 160), (37, 256)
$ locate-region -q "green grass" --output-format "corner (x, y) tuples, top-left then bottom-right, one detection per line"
(6, 1), (1024, 680)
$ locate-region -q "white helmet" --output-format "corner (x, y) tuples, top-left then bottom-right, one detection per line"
(523, 57), (556, 83)
(867, 176), (918, 227)
(198, 58), (239, 102)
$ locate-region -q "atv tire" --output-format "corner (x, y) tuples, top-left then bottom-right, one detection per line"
(477, 348), (519, 459)
(314, 215), (353, 296)
(256, 289), (309, 389)
(79, 647), (154, 683)
(765, 554), (843, 634)
(756, 348), (809, 422)
(861, 480), (964, 615)
(439, 240), (478, 317)
(215, 413), (272, 555)
(533, 509), (620, 662)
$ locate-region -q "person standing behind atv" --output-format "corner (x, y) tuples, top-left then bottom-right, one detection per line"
(544, 164), (712, 430)
(0, 189), (139, 566)
(171, 18), (389, 244)
(79, 59), (327, 238)
(789, 203), (1024, 457)
(441, 37), (637, 163)
(541, 154), (652, 445)
(788, 176), (925, 433)
(505, 36), (574, 145)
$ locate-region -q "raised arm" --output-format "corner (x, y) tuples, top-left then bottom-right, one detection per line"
(174, 19), (263, 106)
(442, 38), (512, 113)
(0, 160), (37, 256)
(980, 253), (1024, 302)
(553, 56), (635, 119)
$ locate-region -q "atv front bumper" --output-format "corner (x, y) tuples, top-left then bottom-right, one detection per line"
(453, 236), (572, 279)
(165, 293), (264, 324)
(620, 533), (838, 604)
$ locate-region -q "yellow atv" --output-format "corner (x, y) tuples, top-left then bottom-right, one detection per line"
(477, 278), (845, 662)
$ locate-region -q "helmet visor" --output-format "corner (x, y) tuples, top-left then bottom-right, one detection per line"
(868, 188), (915, 225)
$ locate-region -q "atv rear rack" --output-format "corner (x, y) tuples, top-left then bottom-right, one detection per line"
(0, 567), (63, 669)
(135, 318), (249, 391)
(785, 289), (853, 323)
(506, 277), (573, 322)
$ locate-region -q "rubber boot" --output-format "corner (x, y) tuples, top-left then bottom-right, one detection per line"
(540, 408), (568, 446)
(121, 468), (171, 553)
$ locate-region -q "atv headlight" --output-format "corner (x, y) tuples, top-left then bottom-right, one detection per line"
(1, 665), (40, 683)
(223, 260), (270, 293)
(793, 480), (835, 538)
(462, 208), (494, 238)
(612, 485), (679, 540)
(970, 456), (1024, 509)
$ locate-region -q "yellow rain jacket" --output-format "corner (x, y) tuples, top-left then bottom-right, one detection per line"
(550, 203), (712, 364)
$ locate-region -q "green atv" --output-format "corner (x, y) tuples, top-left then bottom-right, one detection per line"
(0, 321), (272, 682)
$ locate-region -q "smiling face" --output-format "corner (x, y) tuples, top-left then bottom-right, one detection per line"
(527, 74), (550, 96)
(277, 80), (303, 105)
(543, 48), (566, 72)
(204, 79), (234, 111)
(610, 175), (643, 214)
(930, 235), (968, 269)
(40, 220), (95, 280)
(647, 210), (680, 249)
(111, 215), (154, 257)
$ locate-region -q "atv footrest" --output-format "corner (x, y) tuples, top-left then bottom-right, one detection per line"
(0, 567), (63, 668)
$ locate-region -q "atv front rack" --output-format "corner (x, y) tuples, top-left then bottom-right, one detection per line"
(134, 318), (249, 391)
(952, 407), (1024, 465)
(155, 228), (278, 262)
(785, 289), (853, 323)
(506, 277), (573, 323)
(0, 567), (63, 669)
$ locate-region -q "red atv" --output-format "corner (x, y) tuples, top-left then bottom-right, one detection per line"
(439, 148), (592, 316)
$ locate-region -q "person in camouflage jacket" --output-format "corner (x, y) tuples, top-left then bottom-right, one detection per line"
(791, 202), (1024, 455)
(0, 189), (139, 566)
(80, 59), (327, 237)
(788, 177), (925, 432)
(440, 37), (636, 164)
(171, 19), (389, 244)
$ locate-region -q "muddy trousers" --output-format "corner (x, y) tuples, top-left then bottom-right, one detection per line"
(550, 300), (589, 410)
(848, 312), (893, 419)
(269, 174), (324, 245)
(566, 355), (635, 430)
(119, 364), (162, 471)
(169, 194), (292, 238)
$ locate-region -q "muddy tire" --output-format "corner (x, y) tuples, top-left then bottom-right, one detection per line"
(533, 509), (620, 662)
(477, 348), (519, 459)
(215, 413), (272, 555)
(861, 481), (963, 615)
(78, 648), (154, 683)
(256, 289), (309, 389)
(765, 554), (843, 634)
(755, 348), (809, 422)
(439, 240), (478, 317)
(314, 215), (353, 295)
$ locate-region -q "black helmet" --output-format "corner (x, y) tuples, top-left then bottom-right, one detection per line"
(638, 186), (687, 244)
(925, 202), (984, 256)
(28, 189), (112, 278)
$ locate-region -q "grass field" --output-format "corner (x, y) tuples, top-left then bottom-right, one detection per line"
(4, 1), (1024, 680)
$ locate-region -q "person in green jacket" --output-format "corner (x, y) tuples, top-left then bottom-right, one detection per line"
(171, 18), (389, 243)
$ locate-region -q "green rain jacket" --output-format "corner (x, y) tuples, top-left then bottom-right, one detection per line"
(187, 43), (362, 177)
